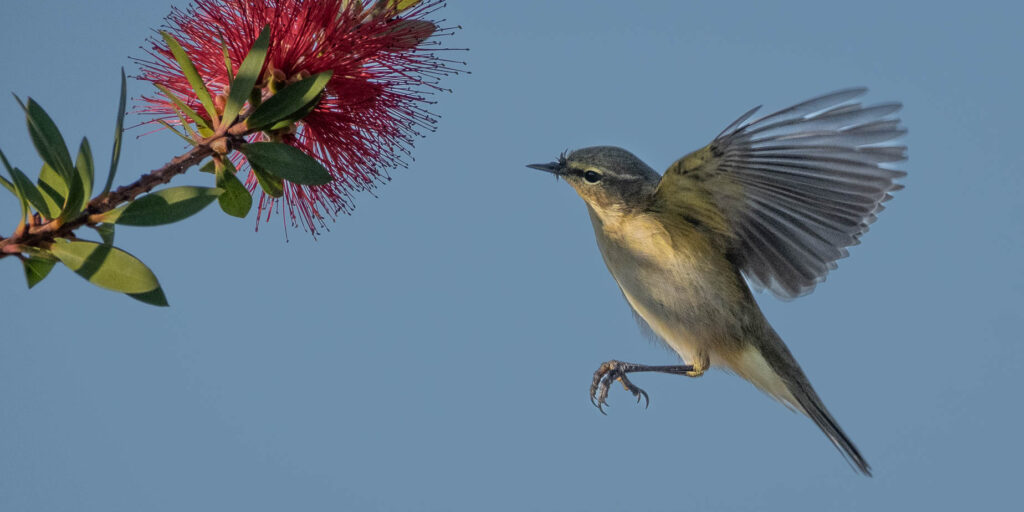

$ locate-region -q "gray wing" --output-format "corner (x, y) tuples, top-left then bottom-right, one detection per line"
(661, 88), (907, 299)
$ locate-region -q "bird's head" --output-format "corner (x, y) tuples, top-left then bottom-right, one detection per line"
(527, 146), (661, 217)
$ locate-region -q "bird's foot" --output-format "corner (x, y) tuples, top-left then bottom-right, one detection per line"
(588, 359), (698, 414)
(590, 360), (650, 414)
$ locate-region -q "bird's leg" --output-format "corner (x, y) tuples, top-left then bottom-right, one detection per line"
(589, 359), (704, 414)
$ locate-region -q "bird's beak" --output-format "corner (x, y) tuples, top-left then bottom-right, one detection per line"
(526, 161), (564, 175)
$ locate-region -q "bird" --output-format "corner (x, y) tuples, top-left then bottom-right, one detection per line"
(525, 88), (905, 476)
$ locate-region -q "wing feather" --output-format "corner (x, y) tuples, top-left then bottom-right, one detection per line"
(657, 88), (906, 298)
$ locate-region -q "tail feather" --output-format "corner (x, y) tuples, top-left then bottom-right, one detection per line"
(786, 374), (872, 476)
(730, 334), (871, 476)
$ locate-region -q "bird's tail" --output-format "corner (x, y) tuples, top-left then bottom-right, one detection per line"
(783, 360), (871, 476)
(728, 331), (872, 476)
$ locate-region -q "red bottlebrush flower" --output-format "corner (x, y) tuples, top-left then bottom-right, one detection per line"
(137, 0), (460, 235)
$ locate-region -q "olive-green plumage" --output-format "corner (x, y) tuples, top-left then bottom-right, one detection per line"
(526, 88), (906, 476)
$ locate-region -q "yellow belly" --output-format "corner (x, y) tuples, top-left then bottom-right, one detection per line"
(587, 206), (746, 367)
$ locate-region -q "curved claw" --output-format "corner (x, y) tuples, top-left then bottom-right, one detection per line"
(638, 388), (650, 408)
(595, 376), (612, 415)
(589, 360), (652, 414)
(590, 362), (612, 411)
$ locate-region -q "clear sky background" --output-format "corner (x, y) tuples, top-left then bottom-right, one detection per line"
(2, 1), (1022, 510)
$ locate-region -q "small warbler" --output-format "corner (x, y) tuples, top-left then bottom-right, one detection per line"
(527, 88), (905, 475)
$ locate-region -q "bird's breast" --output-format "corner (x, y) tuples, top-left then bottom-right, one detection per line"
(586, 207), (750, 365)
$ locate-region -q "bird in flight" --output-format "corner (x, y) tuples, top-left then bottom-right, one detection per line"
(526, 88), (906, 475)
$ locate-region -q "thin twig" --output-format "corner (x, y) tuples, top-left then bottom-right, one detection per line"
(0, 132), (244, 257)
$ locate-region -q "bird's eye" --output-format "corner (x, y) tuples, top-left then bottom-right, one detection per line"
(583, 170), (602, 183)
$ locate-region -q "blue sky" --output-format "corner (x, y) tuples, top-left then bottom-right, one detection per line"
(2, 1), (1022, 510)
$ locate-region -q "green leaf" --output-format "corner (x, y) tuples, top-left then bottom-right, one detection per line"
(175, 109), (201, 141)
(161, 31), (219, 125)
(199, 160), (217, 174)
(238, 142), (331, 185)
(251, 166), (283, 197)
(17, 96), (75, 183)
(6, 173), (28, 224)
(92, 223), (115, 245)
(127, 286), (169, 307)
(49, 239), (160, 294)
(102, 69), (127, 196)
(59, 171), (84, 221)
(246, 71), (332, 131)
(265, 95), (320, 131)
(97, 186), (223, 226)
(0, 174), (13, 196)
(75, 137), (94, 212)
(156, 120), (196, 145)
(58, 139), (91, 221)
(394, 0), (421, 11)
(220, 38), (234, 85)
(23, 256), (57, 289)
(7, 166), (49, 216)
(369, 0), (420, 15)
(221, 25), (270, 127)
(215, 159), (253, 218)
(0, 147), (12, 173)
(154, 84), (212, 132)
(0, 148), (16, 195)
(2, 148), (44, 219)
(37, 163), (65, 218)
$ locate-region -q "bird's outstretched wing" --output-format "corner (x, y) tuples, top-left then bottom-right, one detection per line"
(655, 88), (906, 299)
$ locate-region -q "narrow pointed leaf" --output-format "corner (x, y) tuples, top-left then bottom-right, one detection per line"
(23, 256), (57, 288)
(6, 168), (29, 223)
(161, 31), (219, 124)
(175, 109), (201, 140)
(251, 166), (283, 197)
(102, 69), (127, 196)
(49, 239), (160, 294)
(246, 71), (332, 131)
(394, 0), (421, 11)
(0, 150), (26, 222)
(75, 137), (94, 212)
(19, 97), (75, 182)
(0, 148), (16, 196)
(221, 25), (270, 127)
(59, 171), (84, 221)
(220, 38), (234, 85)
(37, 163), (65, 218)
(154, 84), (212, 132)
(157, 120), (197, 145)
(215, 160), (253, 217)
(371, 0), (419, 16)
(0, 149), (16, 194)
(97, 186), (222, 226)
(0, 147), (14, 174)
(238, 142), (331, 185)
(127, 286), (169, 307)
(0, 174), (13, 195)
(7, 166), (49, 216)
(58, 139), (92, 221)
(266, 95), (320, 131)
